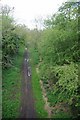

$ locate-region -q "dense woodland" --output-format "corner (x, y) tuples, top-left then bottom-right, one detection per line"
(2, 2), (80, 118)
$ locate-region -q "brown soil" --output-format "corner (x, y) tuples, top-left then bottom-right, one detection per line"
(19, 49), (36, 118)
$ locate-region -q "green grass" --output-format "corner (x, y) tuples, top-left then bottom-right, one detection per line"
(29, 46), (48, 118)
(2, 46), (24, 118)
(31, 65), (48, 118)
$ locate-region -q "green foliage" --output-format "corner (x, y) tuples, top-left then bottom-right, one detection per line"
(31, 2), (80, 118)
(2, 5), (26, 69)
(53, 111), (72, 119)
(40, 21), (79, 65)
(2, 46), (24, 118)
(29, 47), (39, 65)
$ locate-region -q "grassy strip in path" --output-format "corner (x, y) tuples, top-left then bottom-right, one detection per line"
(2, 46), (24, 118)
(29, 47), (48, 118)
(31, 64), (48, 118)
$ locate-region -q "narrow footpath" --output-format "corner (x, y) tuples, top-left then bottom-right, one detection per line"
(19, 48), (36, 118)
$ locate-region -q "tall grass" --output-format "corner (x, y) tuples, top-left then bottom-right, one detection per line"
(2, 46), (24, 118)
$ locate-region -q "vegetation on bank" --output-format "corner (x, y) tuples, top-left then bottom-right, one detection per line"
(1, 5), (26, 118)
(2, 5), (28, 69)
(2, 46), (24, 118)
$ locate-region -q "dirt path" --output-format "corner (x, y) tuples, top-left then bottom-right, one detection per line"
(19, 49), (36, 118)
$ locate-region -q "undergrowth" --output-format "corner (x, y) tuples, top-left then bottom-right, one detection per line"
(2, 46), (24, 118)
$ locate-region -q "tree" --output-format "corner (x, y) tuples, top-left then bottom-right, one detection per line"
(2, 5), (25, 68)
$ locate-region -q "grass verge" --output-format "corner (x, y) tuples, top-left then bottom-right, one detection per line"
(29, 46), (48, 118)
(2, 46), (24, 118)
(31, 64), (48, 118)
